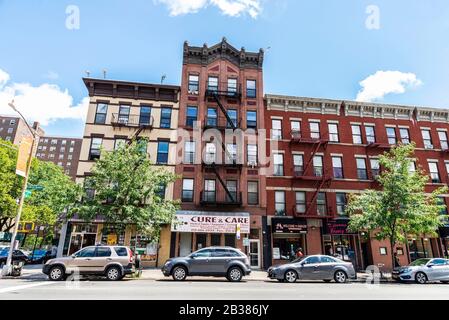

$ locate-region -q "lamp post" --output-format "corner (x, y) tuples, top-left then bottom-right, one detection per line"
(1, 101), (39, 276)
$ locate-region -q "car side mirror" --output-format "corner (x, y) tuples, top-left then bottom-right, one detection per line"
(71, 254), (76, 259)
(190, 254), (197, 259)
(427, 264), (433, 268)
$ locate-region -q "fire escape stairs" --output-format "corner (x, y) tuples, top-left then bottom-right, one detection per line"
(208, 163), (236, 203)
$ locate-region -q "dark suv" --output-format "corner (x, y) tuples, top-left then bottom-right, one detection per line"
(161, 247), (251, 282)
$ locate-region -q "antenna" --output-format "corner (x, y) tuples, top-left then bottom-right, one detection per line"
(85, 70), (91, 78)
(161, 74), (167, 84)
(103, 69), (107, 79)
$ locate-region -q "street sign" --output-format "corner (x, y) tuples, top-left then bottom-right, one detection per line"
(24, 190), (32, 198)
(27, 184), (44, 191)
(16, 136), (33, 177)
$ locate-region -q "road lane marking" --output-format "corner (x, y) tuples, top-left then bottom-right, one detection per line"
(0, 281), (56, 294)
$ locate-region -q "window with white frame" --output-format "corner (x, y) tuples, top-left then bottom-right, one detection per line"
(184, 141), (195, 164)
(356, 158), (368, 180)
(336, 193), (347, 217)
(182, 179), (194, 202)
(351, 125), (362, 144)
(317, 192), (327, 216)
(313, 155), (323, 177)
(275, 191), (286, 216)
(271, 119), (282, 140)
(295, 191), (306, 214)
(205, 143), (216, 164)
(273, 153), (284, 176)
(247, 144), (257, 165)
(293, 154), (304, 177)
(428, 161), (440, 183)
(328, 123), (339, 142)
(438, 131), (449, 150)
(422, 129), (433, 149)
(386, 127), (397, 145)
(370, 159), (380, 178)
(291, 121), (301, 139)
(365, 126), (376, 144)
(310, 121), (320, 139)
(332, 156), (343, 179)
(400, 128), (410, 144)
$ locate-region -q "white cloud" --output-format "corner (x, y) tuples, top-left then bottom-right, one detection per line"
(0, 69), (9, 89)
(356, 70), (422, 102)
(155, 0), (262, 18)
(0, 68), (88, 126)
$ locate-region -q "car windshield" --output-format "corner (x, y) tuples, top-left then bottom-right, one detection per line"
(410, 258), (431, 266)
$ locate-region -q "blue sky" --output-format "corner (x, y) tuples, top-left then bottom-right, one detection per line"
(0, 0), (448, 137)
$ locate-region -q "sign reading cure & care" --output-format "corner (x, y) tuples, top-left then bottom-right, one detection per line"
(171, 211), (250, 234)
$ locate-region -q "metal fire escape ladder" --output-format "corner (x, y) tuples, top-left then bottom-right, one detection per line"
(301, 140), (324, 176)
(128, 127), (146, 144)
(210, 163), (235, 202)
(209, 92), (237, 130)
(304, 175), (332, 216)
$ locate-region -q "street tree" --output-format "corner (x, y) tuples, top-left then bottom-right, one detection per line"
(347, 143), (447, 269)
(75, 140), (179, 243)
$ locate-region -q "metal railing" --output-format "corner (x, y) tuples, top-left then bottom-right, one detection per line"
(111, 114), (154, 127)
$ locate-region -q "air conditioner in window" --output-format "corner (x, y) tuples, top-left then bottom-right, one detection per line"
(247, 161), (257, 168)
(426, 144), (434, 149)
(188, 90), (199, 95)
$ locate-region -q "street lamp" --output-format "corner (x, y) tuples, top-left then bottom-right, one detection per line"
(1, 100), (39, 276)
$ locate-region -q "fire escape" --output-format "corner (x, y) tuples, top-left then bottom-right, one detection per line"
(290, 129), (332, 218)
(200, 83), (243, 207)
(110, 113), (154, 144)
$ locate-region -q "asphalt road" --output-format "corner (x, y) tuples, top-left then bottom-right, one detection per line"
(1, 277), (449, 300)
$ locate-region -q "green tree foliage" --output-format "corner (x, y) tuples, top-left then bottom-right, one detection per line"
(75, 140), (179, 242)
(347, 143), (447, 268)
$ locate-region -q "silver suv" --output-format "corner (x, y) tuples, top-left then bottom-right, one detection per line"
(43, 245), (135, 281)
(161, 247), (252, 282)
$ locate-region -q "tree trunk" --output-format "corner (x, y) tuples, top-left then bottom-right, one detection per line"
(389, 238), (396, 271)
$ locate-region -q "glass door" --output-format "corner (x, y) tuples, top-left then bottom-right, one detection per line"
(249, 239), (260, 269)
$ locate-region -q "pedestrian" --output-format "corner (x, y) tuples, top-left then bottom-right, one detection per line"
(296, 247), (304, 258)
(394, 252), (401, 268)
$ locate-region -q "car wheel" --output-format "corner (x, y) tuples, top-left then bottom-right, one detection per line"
(415, 272), (428, 284)
(334, 270), (348, 283)
(227, 267), (243, 282)
(49, 265), (65, 281)
(284, 270), (298, 283)
(106, 266), (122, 281)
(172, 266), (187, 281)
(323, 279), (332, 283)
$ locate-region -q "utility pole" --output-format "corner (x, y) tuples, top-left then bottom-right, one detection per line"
(1, 101), (39, 276)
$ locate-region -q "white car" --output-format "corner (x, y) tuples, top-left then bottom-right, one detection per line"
(392, 258), (449, 284)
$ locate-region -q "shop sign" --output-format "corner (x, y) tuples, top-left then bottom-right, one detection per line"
(107, 234), (117, 245)
(272, 218), (307, 234)
(272, 247), (281, 259)
(325, 220), (357, 235)
(171, 212), (250, 234)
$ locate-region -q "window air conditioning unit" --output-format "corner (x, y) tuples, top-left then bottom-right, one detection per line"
(247, 161), (257, 168)
(188, 90), (199, 95)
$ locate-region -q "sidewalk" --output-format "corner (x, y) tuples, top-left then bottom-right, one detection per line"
(10, 265), (390, 282)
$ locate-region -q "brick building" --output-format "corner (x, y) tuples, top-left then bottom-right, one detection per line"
(36, 136), (82, 180)
(264, 94), (449, 270)
(171, 38), (269, 269)
(0, 115), (43, 148)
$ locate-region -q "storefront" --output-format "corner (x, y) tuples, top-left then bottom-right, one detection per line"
(323, 219), (363, 270)
(168, 211), (261, 268)
(270, 218), (308, 265)
(439, 227), (449, 258)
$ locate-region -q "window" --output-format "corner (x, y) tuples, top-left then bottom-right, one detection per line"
(247, 181), (259, 205)
(5, 136), (11, 141)
(336, 193), (347, 217)
(68, 154), (73, 160)
(44, 139), (48, 143)
(184, 141), (195, 164)
(140, 106), (152, 126)
(246, 111), (257, 129)
(247, 144), (257, 165)
(49, 153), (55, 159)
(118, 105), (130, 123)
(332, 156), (344, 179)
(328, 123), (339, 142)
(206, 108), (217, 127)
(365, 126), (376, 144)
(42, 146), (47, 151)
(422, 129), (433, 149)
(226, 180), (238, 203)
(275, 191), (286, 216)
(400, 128), (410, 144)
(409, 161), (416, 173)
(351, 125), (362, 144)
(317, 192), (327, 216)
(157, 107), (172, 129)
(310, 121), (320, 139)
(71, 140), (75, 146)
(62, 140), (67, 145)
(188, 75), (199, 93)
(208, 76), (219, 92)
(428, 161), (440, 183)
(186, 106), (198, 127)
(273, 153), (284, 176)
(271, 119), (282, 139)
(95, 103), (108, 124)
(291, 121), (301, 138)
(67, 162), (71, 167)
(370, 159), (380, 178)
(204, 179), (216, 202)
(226, 143), (237, 163)
(295, 191), (306, 214)
(356, 158), (368, 180)
(58, 154), (64, 160)
(51, 139), (58, 145)
(50, 146), (56, 152)
(9, 119), (16, 125)
(96, 247), (111, 257)
(114, 139), (126, 150)
(89, 138), (102, 160)
(313, 156), (323, 177)
(226, 109), (238, 128)
(205, 143), (216, 164)
(227, 78), (237, 93)
(246, 79), (256, 98)
(386, 127), (397, 145)
(60, 147), (65, 153)
(438, 131), (448, 150)
(7, 128), (13, 134)
(38, 146), (43, 150)
(75, 247), (96, 258)
(114, 247), (128, 257)
(57, 162), (63, 166)
(156, 141), (169, 164)
(182, 179), (194, 202)
(293, 154), (304, 177)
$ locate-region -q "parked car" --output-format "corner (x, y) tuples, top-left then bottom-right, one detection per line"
(30, 249), (56, 264)
(42, 245), (135, 281)
(392, 258), (449, 284)
(161, 247), (252, 282)
(0, 249), (30, 266)
(267, 254), (356, 283)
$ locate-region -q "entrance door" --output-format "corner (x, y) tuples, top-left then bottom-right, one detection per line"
(68, 233), (97, 256)
(249, 240), (260, 269)
(179, 233), (192, 257)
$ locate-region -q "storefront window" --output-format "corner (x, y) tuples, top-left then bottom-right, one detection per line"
(211, 234), (221, 246)
(408, 238), (434, 260)
(272, 235), (306, 261)
(196, 233), (207, 250)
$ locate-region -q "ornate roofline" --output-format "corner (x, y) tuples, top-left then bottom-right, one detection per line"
(265, 94), (449, 123)
(183, 37), (264, 70)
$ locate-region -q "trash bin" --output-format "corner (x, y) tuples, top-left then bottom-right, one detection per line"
(11, 261), (24, 277)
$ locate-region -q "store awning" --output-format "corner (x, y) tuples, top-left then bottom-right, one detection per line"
(171, 211), (250, 234)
